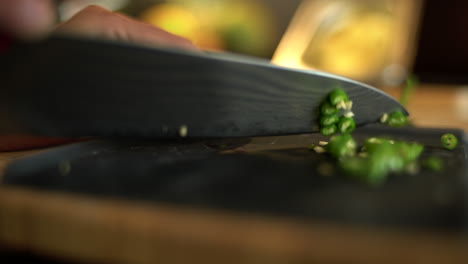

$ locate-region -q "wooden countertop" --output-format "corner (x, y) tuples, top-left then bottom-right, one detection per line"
(1, 84), (468, 263)
(381, 84), (468, 132)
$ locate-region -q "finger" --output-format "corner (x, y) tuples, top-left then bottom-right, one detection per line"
(55, 5), (197, 50)
(0, 0), (55, 39)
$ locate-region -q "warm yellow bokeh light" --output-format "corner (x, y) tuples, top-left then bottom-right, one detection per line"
(303, 11), (394, 80)
(139, 3), (223, 50)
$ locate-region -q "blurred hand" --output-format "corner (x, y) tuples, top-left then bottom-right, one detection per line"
(56, 5), (196, 50)
(0, 0), (55, 39)
(0, 2), (197, 151)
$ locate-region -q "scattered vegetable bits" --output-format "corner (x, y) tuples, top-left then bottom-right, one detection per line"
(318, 88), (355, 136)
(311, 86), (452, 185)
(325, 134), (357, 159)
(340, 138), (424, 185)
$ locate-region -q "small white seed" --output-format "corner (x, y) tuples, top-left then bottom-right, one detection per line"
(319, 141), (329, 146)
(380, 113), (388, 123)
(346, 140), (356, 149)
(337, 101), (346, 109)
(344, 111), (354, 118)
(345, 101), (353, 110)
(313, 146), (326, 153)
(179, 125), (188, 137)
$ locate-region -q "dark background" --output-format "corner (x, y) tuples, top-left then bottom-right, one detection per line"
(413, 0), (468, 84)
(122, 0), (468, 84)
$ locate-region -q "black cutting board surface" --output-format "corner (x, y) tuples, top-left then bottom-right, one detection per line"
(3, 125), (468, 232)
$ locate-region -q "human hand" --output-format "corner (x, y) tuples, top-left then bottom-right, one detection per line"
(55, 5), (196, 50)
(0, 0), (56, 39)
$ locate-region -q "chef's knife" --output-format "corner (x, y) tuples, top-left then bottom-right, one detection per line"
(1, 35), (406, 138)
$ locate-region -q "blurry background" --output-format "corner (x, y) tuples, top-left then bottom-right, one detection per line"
(56, 0), (468, 86)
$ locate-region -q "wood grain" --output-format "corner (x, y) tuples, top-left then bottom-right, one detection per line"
(1, 186), (467, 264)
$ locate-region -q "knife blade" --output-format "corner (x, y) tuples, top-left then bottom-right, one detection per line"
(1, 35), (406, 138)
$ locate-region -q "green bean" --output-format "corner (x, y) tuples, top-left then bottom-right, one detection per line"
(395, 142), (424, 162)
(338, 116), (356, 134)
(441, 133), (458, 150)
(320, 101), (339, 115)
(339, 157), (370, 180)
(320, 114), (339, 126)
(326, 133), (356, 158)
(386, 110), (408, 127)
(328, 88), (349, 106)
(340, 138), (424, 184)
(422, 156), (443, 171)
(320, 125), (337, 136)
(367, 142), (404, 180)
(312, 87), (442, 185)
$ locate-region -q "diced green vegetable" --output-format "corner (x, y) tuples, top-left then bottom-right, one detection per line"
(329, 88), (349, 106)
(320, 125), (338, 136)
(339, 157), (371, 180)
(441, 133), (458, 150)
(338, 138), (424, 184)
(395, 141), (424, 161)
(318, 88), (354, 137)
(422, 156), (443, 171)
(337, 116), (356, 134)
(386, 110), (408, 127)
(320, 101), (339, 116)
(326, 134), (357, 159)
(320, 114), (340, 126)
(312, 85), (445, 185)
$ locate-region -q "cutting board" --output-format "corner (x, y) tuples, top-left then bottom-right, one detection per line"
(3, 125), (467, 232)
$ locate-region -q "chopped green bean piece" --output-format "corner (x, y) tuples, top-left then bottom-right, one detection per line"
(363, 137), (385, 153)
(386, 110), (408, 127)
(367, 142), (405, 180)
(337, 116), (356, 134)
(320, 114), (339, 126)
(340, 157), (371, 180)
(326, 134), (356, 159)
(340, 138), (425, 184)
(320, 125), (337, 136)
(320, 101), (339, 115)
(312, 86), (442, 185)
(340, 143), (400, 185)
(422, 156), (443, 171)
(441, 133), (458, 150)
(329, 88), (349, 106)
(395, 141), (424, 162)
